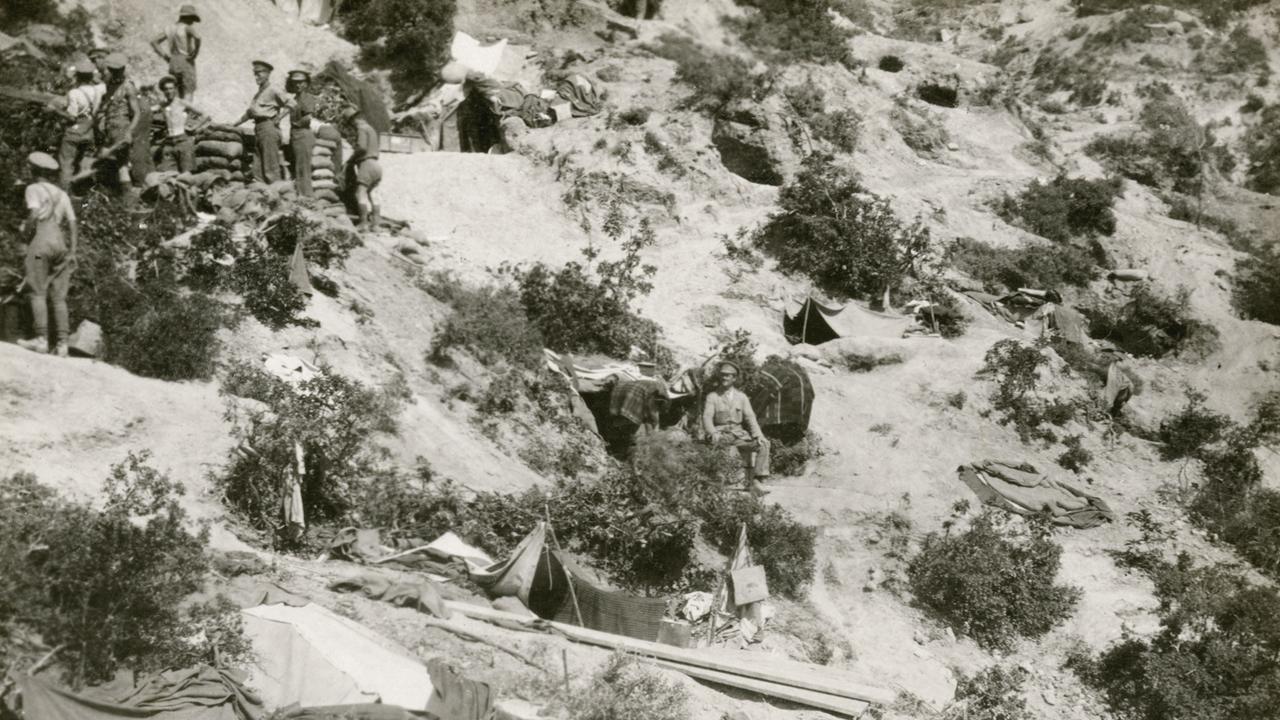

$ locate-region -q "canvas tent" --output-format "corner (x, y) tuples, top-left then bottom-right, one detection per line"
(239, 603), (433, 710)
(748, 357), (814, 441)
(783, 297), (911, 345)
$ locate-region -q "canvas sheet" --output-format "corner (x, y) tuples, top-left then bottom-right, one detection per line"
(958, 460), (1117, 529)
(16, 666), (261, 720)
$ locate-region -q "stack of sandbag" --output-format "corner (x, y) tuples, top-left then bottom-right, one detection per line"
(194, 124), (249, 182)
(312, 124), (343, 211)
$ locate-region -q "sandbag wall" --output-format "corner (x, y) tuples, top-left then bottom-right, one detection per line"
(312, 124), (343, 214)
(194, 124), (250, 182)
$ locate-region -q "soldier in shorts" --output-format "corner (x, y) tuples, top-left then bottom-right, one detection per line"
(17, 153), (79, 357)
(342, 106), (382, 230)
(151, 5), (201, 99)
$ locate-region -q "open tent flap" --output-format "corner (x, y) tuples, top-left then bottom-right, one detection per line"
(240, 603), (432, 711)
(783, 297), (912, 345)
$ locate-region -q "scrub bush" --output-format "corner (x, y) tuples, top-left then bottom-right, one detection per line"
(948, 237), (1099, 292)
(1157, 389), (1231, 460)
(650, 34), (767, 113)
(0, 456), (246, 686)
(426, 275), (545, 370)
(701, 492), (818, 599)
(338, 0), (456, 96)
(567, 654), (690, 720)
(1243, 103), (1280, 194)
(1082, 283), (1219, 359)
(216, 364), (402, 544)
(941, 666), (1033, 720)
(982, 339), (1077, 443)
(908, 511), (1081, 650)
(1232, 246), (1280, 324)
(754, 153), (934, 302)
(1086, 90), (1208, 194)
(809, 109), (862, 153)
(769, 431), (825, 476)
(998, 175), (1123, 243)
(729, 0), (854, 64)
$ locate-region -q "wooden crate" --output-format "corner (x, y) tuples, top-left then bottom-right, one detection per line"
(380, 133), (429, 154)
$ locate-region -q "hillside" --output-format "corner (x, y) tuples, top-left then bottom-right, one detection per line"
(4, 1), (1280, 719)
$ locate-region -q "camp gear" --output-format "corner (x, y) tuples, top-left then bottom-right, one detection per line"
(441, 61), (468, 84)
(731, 565), (769, 605)
(18, 664), (262, 720)
(426, 658), (495, 720)
(658, 620), (693, 648)
(329, 571), (449, 619)
(555, 73), (604, 117)
(319, 61), (391, 133)
(609, 378), (668, 426)
(179, 4), (200, 20)
(958, 460), (1117, 529)
(749, 357), (814, 439)
(783, 296), (911, 345)
(28, 151), (58, 170)
(1103, 362), (1133, 416)
(1108, 268), (1148, 282)
(68, 319), (101, 356)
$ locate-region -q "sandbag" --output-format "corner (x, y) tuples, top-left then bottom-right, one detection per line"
(314, 179), (337, 191)
(312, 144), (333, 157)
(316, 189), (341, 204)
(195, 155), (232, 170)
(312, 167), (335, 181)
(199, 128), (244, 143)
(197, 140), (244, 159)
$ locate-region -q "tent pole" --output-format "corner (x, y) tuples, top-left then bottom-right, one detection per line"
(545, 504), (585, 628)
(802, 298), (812, 344)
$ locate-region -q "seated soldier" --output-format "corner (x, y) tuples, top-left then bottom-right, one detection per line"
(702, 361), (770, 494)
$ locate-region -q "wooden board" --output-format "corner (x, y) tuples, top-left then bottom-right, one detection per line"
(443, 601), (895, 706)
(650, 659), (870, 718)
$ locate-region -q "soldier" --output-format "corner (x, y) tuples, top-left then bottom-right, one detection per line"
(236, 60), (289, 183)
(95, 53), (143, 189)
(150, 4), (202, 99)
(155, 75), (211, 173)
(56, 59), (102, 188)
(16, 153), (78, 357)
(702, 360), (771, 494)
(87, 47), (110, 83)
(342, 106), (382, 230)
(286, 69), (317, 197)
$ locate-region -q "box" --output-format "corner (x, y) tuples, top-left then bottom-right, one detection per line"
(731, 565), (770, 605)
(379, 133), (429, 154)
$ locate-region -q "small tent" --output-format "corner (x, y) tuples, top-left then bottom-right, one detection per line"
(748, 357), (814, 442)
(783, 296), (911, 345)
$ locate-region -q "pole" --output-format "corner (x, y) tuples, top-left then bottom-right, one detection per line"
(801, 297), (811, 344)
(544, 504), (585, 628)
(561, 648), (571, 694)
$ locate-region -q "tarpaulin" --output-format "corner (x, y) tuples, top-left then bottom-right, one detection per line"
(466, 522), (547, 606)
(542, 349), (642, 392)
(549, 553), (668, 642)
(328, 571), (450, 619)
(424, 658), (494, 720)
(240, 603), (433, 710)
(958, 460), (1117, 529)
(748, 357), (813, 438)
(16, 665), (262, 720)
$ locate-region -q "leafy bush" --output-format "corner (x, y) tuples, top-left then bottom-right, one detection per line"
(948, 237), (1099, 293)
(338, 0), (455, 96)
(728, 0), (854, 64)
(1086, 91), (1208, 194)
(908, 511), (1081, 650)
(217, 364), (401, 544)
(809, 109), (862, 153)
(425, 274), (545, 371)
(998, 174), (1123, 243)
(941, 666), (1033, 720)
(700, 491), (818, 599)
(891, 106), (950, 157)
(1070, 555), (1280, 720)
(511, 200), (672, 370)
(1243, 103), (1280, 194)
(1031, 52), (1108, 106)
(1157, 389), (1231, 460)
(982, 339), (1077, 443)
(769, 431), (825, 476)
(1232, 246), (1280, 324)
(754, 153), (933, 302)
(1056, 434), (1092, 472)
(1199, 24), (1268, 74)
(567, 654), (690, 720)
(650, 34), (767, 113)
(1082, 283), (1219, 359)
(0, 456), (248, 686)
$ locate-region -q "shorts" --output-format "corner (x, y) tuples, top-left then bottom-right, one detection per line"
(353, 158), (382, 190)
(169, 55), (197, 96)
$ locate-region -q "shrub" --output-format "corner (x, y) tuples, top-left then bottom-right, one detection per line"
(809, 109), (862, 152)
(1201, 24), (1268, 74)
(754, 153), (933, 302)
(338, 0), (455, 96)
(1070, 556), (1280, 720)
(1244, 103), (1280, 194)
(1056, 434), (1092, 472)
(891, 106), (950, 157)
(941, 666), (1033, 720)
(1085, 89), (1208, 195)
(1232, 246), (1280, 324)
(948, 237), (1099, 292)
(216, 365), (401, 543)
(907, 512), (1081, 650)
(1157, 389), (1231, 460)
(701, 492), (818, 599)
(426, 275), (544, 370)
(650, 34), (767, 113)
(981, 339), (1076, 443)
(511, 200), (672, 370)
(614, 107), (652, 127)
(567, 654), (690, 720)
(1031, 52), (1108, 106)
(1082, 283), (1219, 359)
(770, 431), (825, 476)
(0, 456), (245, 686)
(998, 174), (1123, 243)
(728, 0), (853, 64)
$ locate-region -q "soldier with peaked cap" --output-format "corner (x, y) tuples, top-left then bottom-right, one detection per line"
(151, 4), (202, 99)
(236, 60), (289, 183)
(17, 153), (78, 357)
(342, 105), (382, 230)
(87, 46), (110, 83)
(702, 360), (772, 494)
(285, 69), (317, 197)
(56, 58), (103, 188)
(95, 53), (143, 189)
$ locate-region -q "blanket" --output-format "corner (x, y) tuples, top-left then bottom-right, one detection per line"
(555, 74), (603, 117)
(608, 378), (668, 425)
(958, 460), (1116, 529)
(329, 572), (450, 619)
(18, 665), (263, 720)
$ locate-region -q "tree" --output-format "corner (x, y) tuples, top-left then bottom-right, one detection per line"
(338, 0), (456, 96)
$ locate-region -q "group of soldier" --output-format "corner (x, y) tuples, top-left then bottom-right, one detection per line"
(18, 3), (384, 356)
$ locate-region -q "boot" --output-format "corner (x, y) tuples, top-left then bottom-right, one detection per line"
(53, 342), (69, 358)
(17, 337), (48, 354)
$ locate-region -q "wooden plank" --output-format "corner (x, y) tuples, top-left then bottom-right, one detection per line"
(650, 659), (869, 718)
(443, 601), (895, 706)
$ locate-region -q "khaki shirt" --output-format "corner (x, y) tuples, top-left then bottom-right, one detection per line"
(248, 85), (288, 122)
(702, 387), (762, 439)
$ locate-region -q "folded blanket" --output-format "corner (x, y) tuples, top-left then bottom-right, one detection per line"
(958, 460), (1116, 529)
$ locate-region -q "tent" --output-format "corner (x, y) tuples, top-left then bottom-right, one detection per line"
(783, 297), (911, 345)
(15, 665), (262, 720)
(239, 603), (433, 710)
(748, 358), (814, 441)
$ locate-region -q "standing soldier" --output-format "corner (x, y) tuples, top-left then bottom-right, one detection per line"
(95, 53), (143, 190)
(56, 59), (102, 188)
(286, 70), (317, 197)
(150, 4), (201, 99)
(342, 106), (382, 230)
(155, 75), (210, 173)
(16, 153), (78, 357)
(236, 60), (289, 183)
(88, 47), (110, 83)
